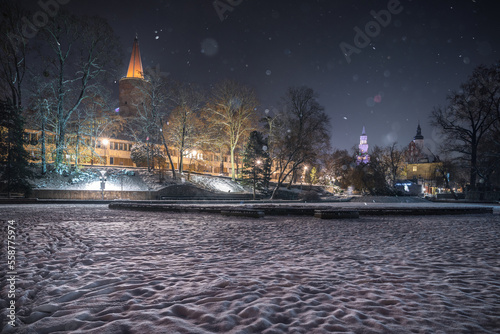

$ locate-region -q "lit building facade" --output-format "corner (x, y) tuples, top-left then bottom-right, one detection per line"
(356, 126), (370, 165)
(405, 124), (443, 195)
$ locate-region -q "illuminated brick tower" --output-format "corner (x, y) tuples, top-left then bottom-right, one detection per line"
(118, 35), (147, 118)
(356, 126), (370, 165)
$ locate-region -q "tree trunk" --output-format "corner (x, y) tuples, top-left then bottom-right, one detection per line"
(159, 120), (176, 180)
(55, 121), (66, 171)
(271, 181), (281, 199)
(271, 170), (287, 199)
(287, 169), (296, 189)
(41, 107), (47, 175)
(470, 159), (477, 190)
(235, 156), (239, 177)
(75, 135), (79, 168)
(253, 168), (256, 200)
(91, 121), (95, 166)
(179, 152), (184, 174)
(151, 145), (156, 170)
(180, 123), (186, 174)
(219, 151), (224, 174)
(165, 148), (176, 180)
(230, 147), (235, 180)
(146, 140), (150, 172)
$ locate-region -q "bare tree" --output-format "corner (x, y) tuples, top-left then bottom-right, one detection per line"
(77, 88), (124, 166)
(430, 62), (500, 190)
(426, 149), (462, 200)
(26, 75), (58, 174)
(269, 86), (331, 199)
(207, 80), (259, 180)
(0, 1), (33, 191)
(0, 0), (30, 108)
(385, 143), (407, 187)
(204, 120), (229, 175)
(131, 67), (177, 178)
(322, 148), (355, 190)
(39, 12), (121, 172)
(68, 87), (124, 168)
(165, 81), (206, 174)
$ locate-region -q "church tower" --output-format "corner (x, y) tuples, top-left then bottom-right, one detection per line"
(408, 123), (425, 163)
(119, 36), (147, 118)
(357, 126), (370, 165)
(413, 123), (424, 149)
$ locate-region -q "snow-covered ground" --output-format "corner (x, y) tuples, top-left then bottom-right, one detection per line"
(189, 174), (249, 193)
(1, 204), (499, 333)
(30, 168), (154, 191)
(29, 167), (249, 194)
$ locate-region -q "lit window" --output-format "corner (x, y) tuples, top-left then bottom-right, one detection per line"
(413, 166), (417, 172)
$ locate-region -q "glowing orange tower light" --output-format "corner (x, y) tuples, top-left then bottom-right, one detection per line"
(118, 35), (147, 118)
(126, 35), (144, 79)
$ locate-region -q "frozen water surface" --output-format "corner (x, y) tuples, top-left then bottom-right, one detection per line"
(1, 204), (499, 333)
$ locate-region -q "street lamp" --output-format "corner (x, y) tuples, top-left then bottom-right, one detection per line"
(99, 170), (107, 200)
(301, 166), (308, 190)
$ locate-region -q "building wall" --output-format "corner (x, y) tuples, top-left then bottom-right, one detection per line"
(407, 162), (441, 180)
(23, 129), (244, 176)
(407, 162), (442, 194)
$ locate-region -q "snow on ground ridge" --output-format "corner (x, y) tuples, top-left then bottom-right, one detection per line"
(1, 204), (499, 333)
(29, 167), (250, 193)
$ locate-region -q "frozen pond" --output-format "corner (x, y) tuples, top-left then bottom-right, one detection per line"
(1, 204), (499, 333)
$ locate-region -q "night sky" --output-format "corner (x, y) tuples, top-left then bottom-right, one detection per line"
(32, 0), (500, 151)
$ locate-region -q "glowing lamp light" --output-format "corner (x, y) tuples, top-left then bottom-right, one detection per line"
(115, 107), (120, 112)
(102, 139), (109, 146)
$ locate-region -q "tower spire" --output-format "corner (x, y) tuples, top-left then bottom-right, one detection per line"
(357, 126), (370, 165)
(126, 36), (144, 79)
(414, 122), (424, 140)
